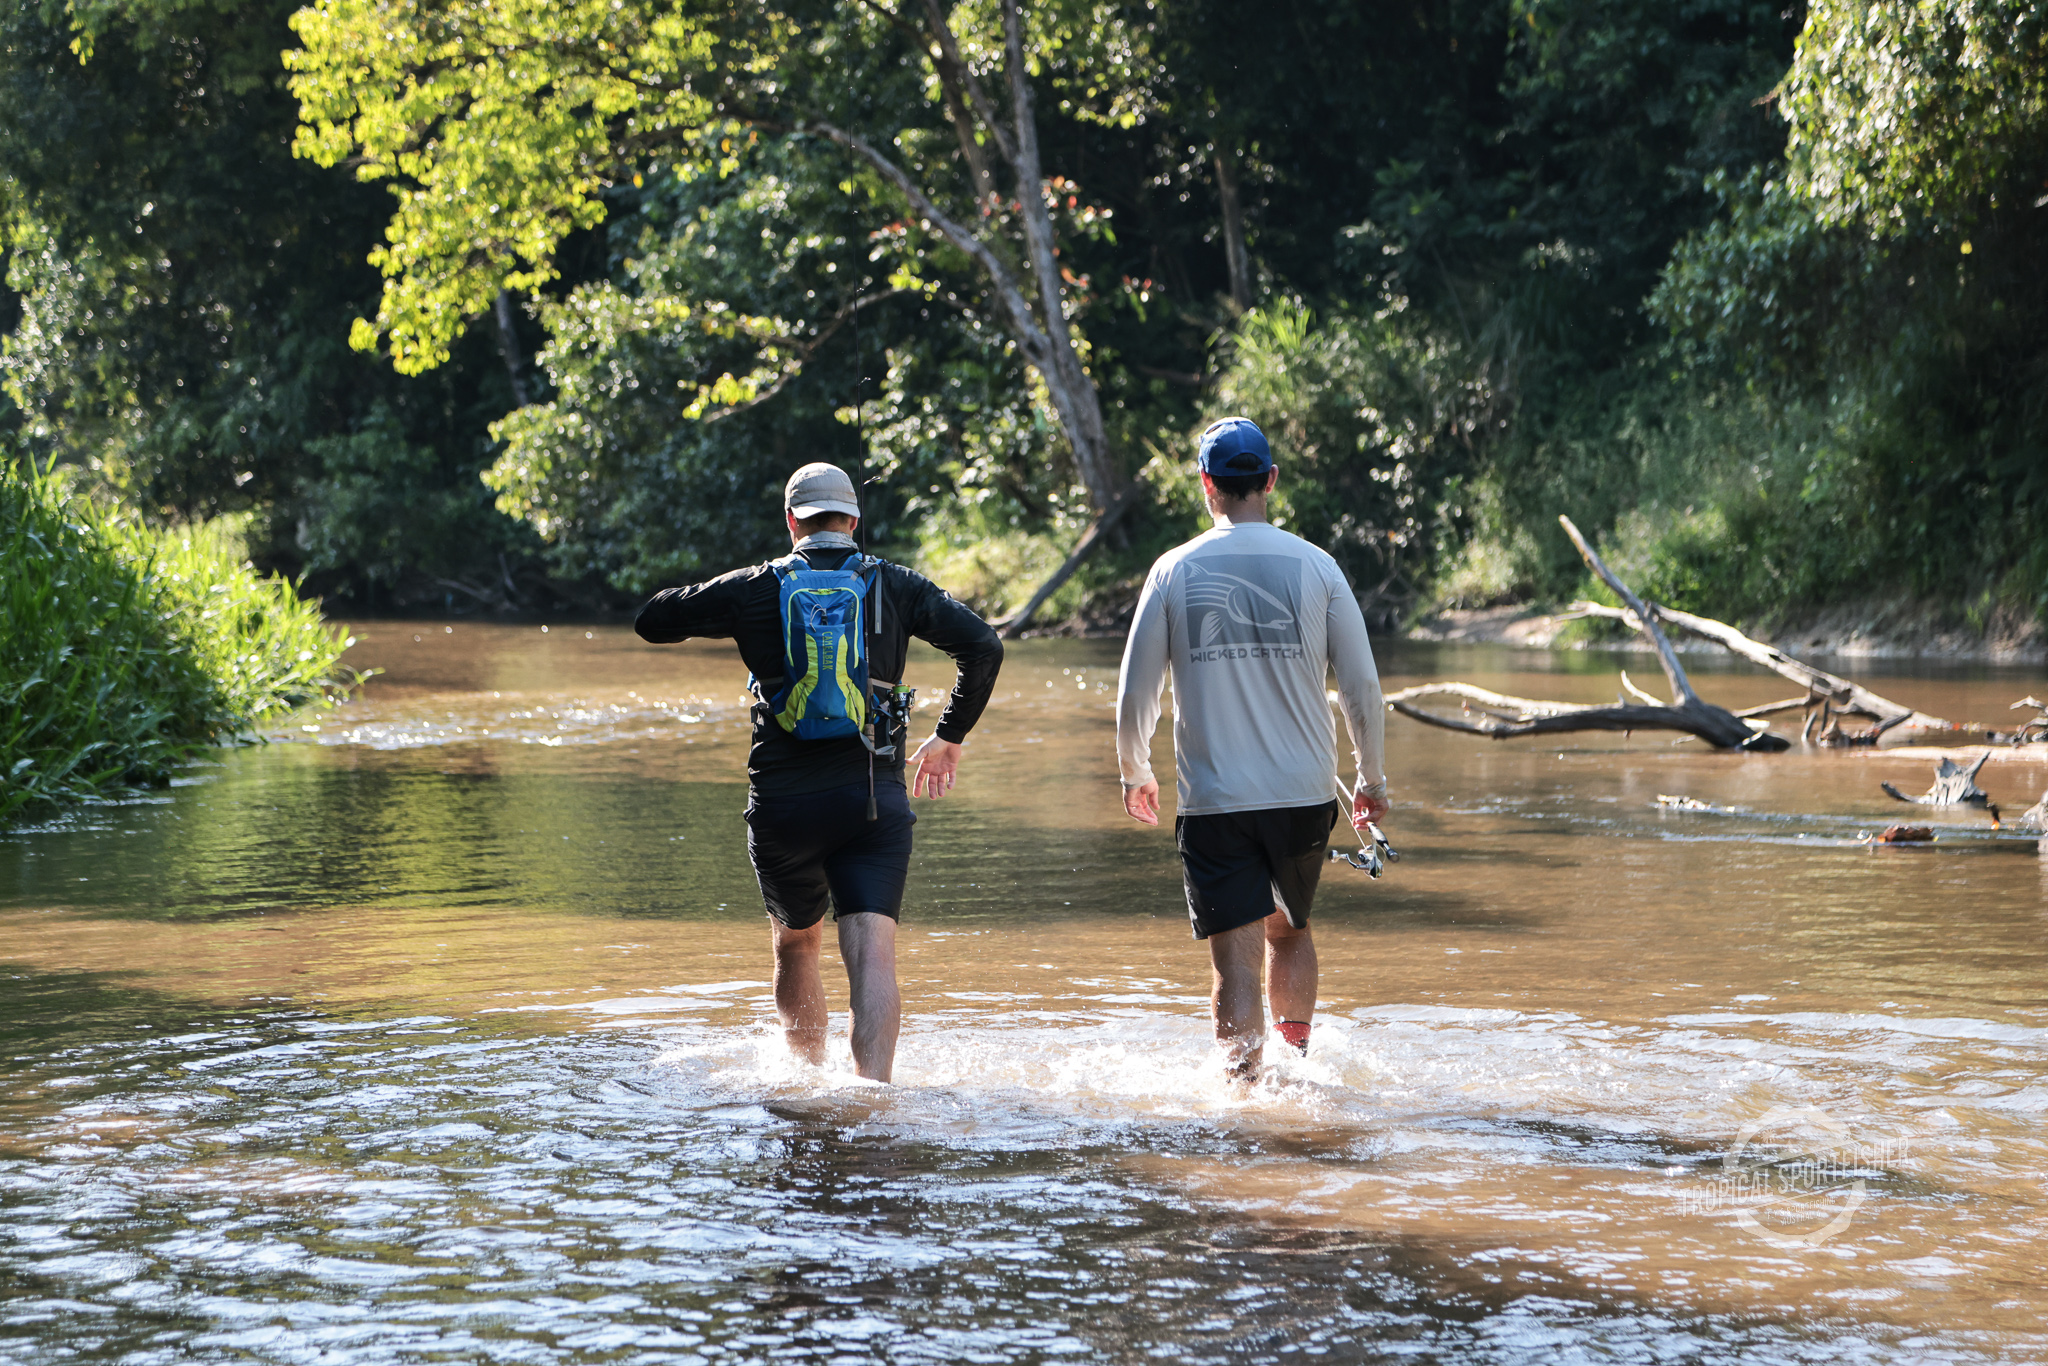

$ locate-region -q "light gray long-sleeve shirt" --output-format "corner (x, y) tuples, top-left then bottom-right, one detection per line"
(1115, 520), (1385, 816)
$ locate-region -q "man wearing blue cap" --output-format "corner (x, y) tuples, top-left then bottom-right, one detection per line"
(1114, 417), (1388, 1078)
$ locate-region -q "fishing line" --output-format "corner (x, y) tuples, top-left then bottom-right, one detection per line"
(851, 297), (869, 558)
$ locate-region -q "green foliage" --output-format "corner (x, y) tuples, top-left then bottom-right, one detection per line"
(1784, 0), (2048, 233)
(1201, 301), (1500, 612)
(479, 145), (889, 591)
(287, 0), (1190, 603)
(1355, 0), (1796, 371)
(286, 0), (1168, 374)
(1, 460), (354, 822)
(1643, 1), (2048, 619)
(0, 0), (540, 607)
(1525, 380), (1874, 619)
(473, 114), (1183, 600)
(288, 0), (732, 372)
(10, 0), (2042, 634)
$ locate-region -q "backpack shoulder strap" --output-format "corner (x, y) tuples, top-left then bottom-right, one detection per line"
(860, 556), (889, 674)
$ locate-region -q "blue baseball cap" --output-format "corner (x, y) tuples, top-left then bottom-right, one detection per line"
(1198, 417), (1273, 477)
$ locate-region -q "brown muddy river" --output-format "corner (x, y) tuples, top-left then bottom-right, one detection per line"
(3, 623), (2046, 1364)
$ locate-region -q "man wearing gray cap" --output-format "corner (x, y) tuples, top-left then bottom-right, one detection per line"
(635, 462), (1003, 1082)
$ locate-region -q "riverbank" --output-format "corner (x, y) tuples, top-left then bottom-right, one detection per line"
(1, 462), (357, 821)
(1406, 598), (2048, 664)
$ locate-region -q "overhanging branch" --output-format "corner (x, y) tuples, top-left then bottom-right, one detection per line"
(796, 119), (1053, 372)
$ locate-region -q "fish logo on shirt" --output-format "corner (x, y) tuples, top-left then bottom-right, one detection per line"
(1183, 556), (1303, 649)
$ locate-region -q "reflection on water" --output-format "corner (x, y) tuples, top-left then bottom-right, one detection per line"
(3, 623), (2046, 1363)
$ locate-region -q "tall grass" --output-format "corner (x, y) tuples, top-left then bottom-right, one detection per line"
(2, 460), (355, 821)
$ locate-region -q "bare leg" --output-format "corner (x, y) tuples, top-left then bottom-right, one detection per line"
(837, 912), (901, 1083)
(769, 919), (827, 1066)
(1265, 910), (1317, 1035)
(1208, 918), (1267, 1077)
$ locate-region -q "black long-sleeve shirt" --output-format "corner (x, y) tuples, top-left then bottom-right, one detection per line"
(634, 542), (1004, 796)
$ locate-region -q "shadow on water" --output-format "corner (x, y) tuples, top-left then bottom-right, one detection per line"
(0, 967), (211, 1057)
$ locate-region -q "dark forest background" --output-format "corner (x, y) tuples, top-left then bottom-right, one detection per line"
(6, 0), (2043, 635)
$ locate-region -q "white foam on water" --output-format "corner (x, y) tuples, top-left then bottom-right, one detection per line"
(634, 987), (2048, 1249)
(1663, 1012), (2048, 1049)
(286, 691), (746, 750)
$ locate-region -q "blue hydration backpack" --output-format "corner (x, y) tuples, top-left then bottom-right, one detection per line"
(762, 551), (880, 740)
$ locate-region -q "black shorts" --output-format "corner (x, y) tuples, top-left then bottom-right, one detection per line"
(1174, 801), (1340, 939)
(745, 780), (916, 930)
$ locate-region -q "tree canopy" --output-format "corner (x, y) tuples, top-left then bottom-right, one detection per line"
(6, 0), (2045, 627)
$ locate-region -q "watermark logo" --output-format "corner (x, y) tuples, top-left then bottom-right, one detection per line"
(1679, 1104), (1912, 1249)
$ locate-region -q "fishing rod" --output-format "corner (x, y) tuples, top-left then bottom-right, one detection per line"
(852, 298), (878, 821)
(849, 295), (915, 821)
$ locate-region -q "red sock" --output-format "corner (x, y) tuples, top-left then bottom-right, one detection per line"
(1276, 1020), (1311, 1054)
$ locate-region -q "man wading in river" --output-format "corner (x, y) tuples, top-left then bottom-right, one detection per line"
(636, 463), (1002, 1082)
(1115, 417), (1388, 1078)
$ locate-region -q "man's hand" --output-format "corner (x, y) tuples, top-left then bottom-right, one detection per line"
(909, 735), (962, 798)
(1352, 781), (1390, 830)
(1123, 779), (1161, 826)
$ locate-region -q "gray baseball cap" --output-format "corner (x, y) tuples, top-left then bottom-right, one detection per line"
(783, 462), (861, 519)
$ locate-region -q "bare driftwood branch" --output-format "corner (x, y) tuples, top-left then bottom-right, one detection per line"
(1387, 518), (1793, 751)
(1558, 518), (1693, 706)
(1882, 752), (2001, 824)
(1882, 750), (1990, 804)
(2017, 789), (2048, 834)
(1555, 517), (1785, 751)
(1618, 670), (1664, 707)
(1388, 696), (1768, 745)
(1385, 682), (1782, 747)
(1566, 600), (1954, 739)
(1735, 696), (1817, 719)
(995, 482), (1146, 638)
(1385, 683), (1602, 719)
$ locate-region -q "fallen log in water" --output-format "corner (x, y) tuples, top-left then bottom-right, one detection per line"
(1384, 684), (1758, 744)
(2012, 698), (2048, 746)
(2018, 790), (2048, 834)
(1389, 517), (1791, 752)
(1881, 752), (2001, 824)
(1563, 601), (1954, 743)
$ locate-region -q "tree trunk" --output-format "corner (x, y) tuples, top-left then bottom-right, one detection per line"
(995, 482), (1144, 637)
(820, 1), (1123, 522)
(493, 290), (530, 406)
(1388, 693), (1761, 745)
(794, 3), (1133, 633)
(918, 0), (997, 204)
(998, 0), (1119, 516)
(805, 116), (1119, 522)
(1213, 148), (1253, 313)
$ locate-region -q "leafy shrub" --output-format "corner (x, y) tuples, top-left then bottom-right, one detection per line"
(1, 460), (354, 821)
(1201, 301), (1501, 617)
